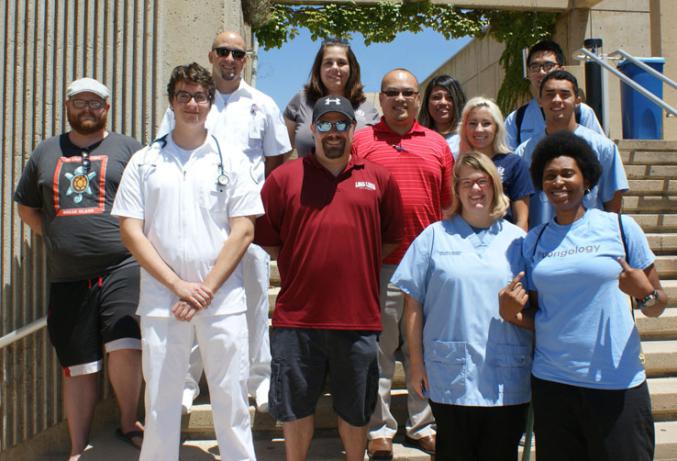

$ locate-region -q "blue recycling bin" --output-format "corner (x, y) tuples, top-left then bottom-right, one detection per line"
(618, 57), (665, 139)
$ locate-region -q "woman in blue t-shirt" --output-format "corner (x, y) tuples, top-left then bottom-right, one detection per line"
(457, 97), (534, 231)
(500, 131), (667, 461)
(393, 152), (533, 460)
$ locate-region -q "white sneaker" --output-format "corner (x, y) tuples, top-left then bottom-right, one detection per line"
(181, 388), (197, 415)
(255, 379), (270, 413)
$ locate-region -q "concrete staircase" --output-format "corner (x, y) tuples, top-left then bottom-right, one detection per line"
(182, 140), (677, 460)
(620, 140), (677, 460)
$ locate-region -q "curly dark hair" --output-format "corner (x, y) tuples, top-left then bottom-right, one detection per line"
(166, 62), (215, 106)
(304, 38), (366, 108)
(530, 131), (601, 192)
(418, 74), (467, 131)
(527, 40), (565, 66)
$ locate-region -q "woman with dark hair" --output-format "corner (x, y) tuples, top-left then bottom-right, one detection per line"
(284, 38), (379, 157)
(500, 131), (667, 461)
(395, 152), (532, 460)
(418, 74), (467, 158)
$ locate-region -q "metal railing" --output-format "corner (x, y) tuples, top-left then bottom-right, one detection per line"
(0, 317), (47, 350)
(576, 48), (677, 118)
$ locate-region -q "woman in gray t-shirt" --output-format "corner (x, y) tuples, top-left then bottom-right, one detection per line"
(284, 38), (380, 157)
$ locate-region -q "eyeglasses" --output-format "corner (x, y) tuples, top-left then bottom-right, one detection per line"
(70, 99), (105, 110)
(457, 177), (491, 190)
(173, 91), (211, 105)
(81, 151), (91, 173)
(315, 120), (351, 133)
(381, 89), (419, 99)
(212, 47), (246, 60)
(528, 61), (558, 73)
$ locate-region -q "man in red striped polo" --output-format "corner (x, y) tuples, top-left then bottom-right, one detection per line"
(353, 68), (454, 459)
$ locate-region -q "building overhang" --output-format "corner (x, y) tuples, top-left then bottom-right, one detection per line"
(277, 0), (603, 12)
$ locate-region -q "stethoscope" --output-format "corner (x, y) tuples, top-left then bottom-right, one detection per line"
(150, 133), (229, 188)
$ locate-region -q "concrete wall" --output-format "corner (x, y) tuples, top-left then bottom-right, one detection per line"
(0, 0), (247, 454)
(421, 0), (671, 140)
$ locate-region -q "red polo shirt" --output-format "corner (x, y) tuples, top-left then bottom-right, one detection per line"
(255, 155), (404, 330)
(352, 118), (453, 264)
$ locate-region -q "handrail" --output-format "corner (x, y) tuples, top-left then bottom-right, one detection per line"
(0, 316), (47, 349)
(609, 49), (677, 90)
(576, 48), (677, 117)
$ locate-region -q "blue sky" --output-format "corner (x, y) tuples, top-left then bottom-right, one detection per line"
(255, 28), (472, 110)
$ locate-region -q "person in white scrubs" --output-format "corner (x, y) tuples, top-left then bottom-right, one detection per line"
(112, 63), (262, 461)
(393, 151), (533, 460)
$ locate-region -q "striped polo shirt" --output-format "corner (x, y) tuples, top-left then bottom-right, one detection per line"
(352, 118), (453, 264)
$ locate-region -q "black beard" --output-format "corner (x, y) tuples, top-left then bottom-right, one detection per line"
(321, 137), (346, 159)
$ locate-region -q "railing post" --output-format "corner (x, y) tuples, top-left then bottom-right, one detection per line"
(583, 38), (609, 135)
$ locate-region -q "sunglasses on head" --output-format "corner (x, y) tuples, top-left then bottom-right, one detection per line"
(212, 47), (246, 60)
(315, 120), (351, 133)
(322, 37), (350, 46)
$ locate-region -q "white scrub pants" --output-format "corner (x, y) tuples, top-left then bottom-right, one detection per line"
(184, 244), (272, 397)
(368, 265), (436, 440)
(139, 312), (255, 461)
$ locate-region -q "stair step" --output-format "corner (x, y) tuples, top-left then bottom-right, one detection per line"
(656, 420), (677, 460)
(627, 179), (677, 196)
(637, 307), (677, 339)
(644, 340), (677, 376)
(649, 377), (677, 420)
(625, 165), (677, 179)
(627, 213), (677, 232)
(647, 233), (677, 254)
(623, 195), (677, 213)
(620, 148), (677, 165)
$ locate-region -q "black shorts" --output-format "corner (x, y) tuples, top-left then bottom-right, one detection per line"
(532, 376), (654, 461)
(47, 261), (141, 376)
(269, 328), (379, 426)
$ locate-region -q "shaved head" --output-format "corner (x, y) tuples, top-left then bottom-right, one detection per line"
(211, 30), (245, 50)
(381, 68), (418, 90)
(209, 30), (248, 92)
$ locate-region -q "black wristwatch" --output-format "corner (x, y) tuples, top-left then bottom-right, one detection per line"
(636, 290), (659, 309)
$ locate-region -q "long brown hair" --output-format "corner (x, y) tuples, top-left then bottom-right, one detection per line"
(304, 38), (366, 109)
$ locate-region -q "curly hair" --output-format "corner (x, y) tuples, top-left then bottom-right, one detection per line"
(418, 74), (466, 132)
(529, 131), (601, 192)
(304, 38), (366, 108)
(166, 62), (215, 106)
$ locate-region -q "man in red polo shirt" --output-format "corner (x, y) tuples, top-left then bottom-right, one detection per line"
(353, 68), (453, 459)
(255, 95), (404, 461)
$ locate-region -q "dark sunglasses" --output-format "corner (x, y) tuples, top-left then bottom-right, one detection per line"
(315, 120), (351, 133)
(322, 37), (350, 46)
(212, 47), (246, 60)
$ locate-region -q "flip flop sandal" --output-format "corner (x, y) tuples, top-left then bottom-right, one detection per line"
(115, 427), (144, 450)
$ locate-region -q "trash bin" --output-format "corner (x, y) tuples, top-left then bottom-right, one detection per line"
(617, 57), (665, 139)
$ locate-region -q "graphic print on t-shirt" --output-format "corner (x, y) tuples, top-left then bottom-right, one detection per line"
(52, 154), (108, 216)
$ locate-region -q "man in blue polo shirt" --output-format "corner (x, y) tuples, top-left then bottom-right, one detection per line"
(505, 40), (604, 150)
(515, 70), (628, 228)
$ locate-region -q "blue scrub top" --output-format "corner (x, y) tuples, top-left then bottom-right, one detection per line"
(505, 98), (604, 151)
(446, 133), (460, 161)
(392, 216), (533, 406)
(515, 125), (629, 229)
(523, 209), (654, 390)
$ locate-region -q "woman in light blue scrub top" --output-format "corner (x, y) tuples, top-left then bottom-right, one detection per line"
(418, 74), (466, 160)
(458, 97), (534, 232)
(393, 152), (533, 460)
(500, 131), (667, 461)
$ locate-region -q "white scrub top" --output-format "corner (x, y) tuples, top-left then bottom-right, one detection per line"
(112, 134), (264, 317)
(391, 216), (533, 406)
(515, 124), (629, 229)
(157, 80), (291, 186)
